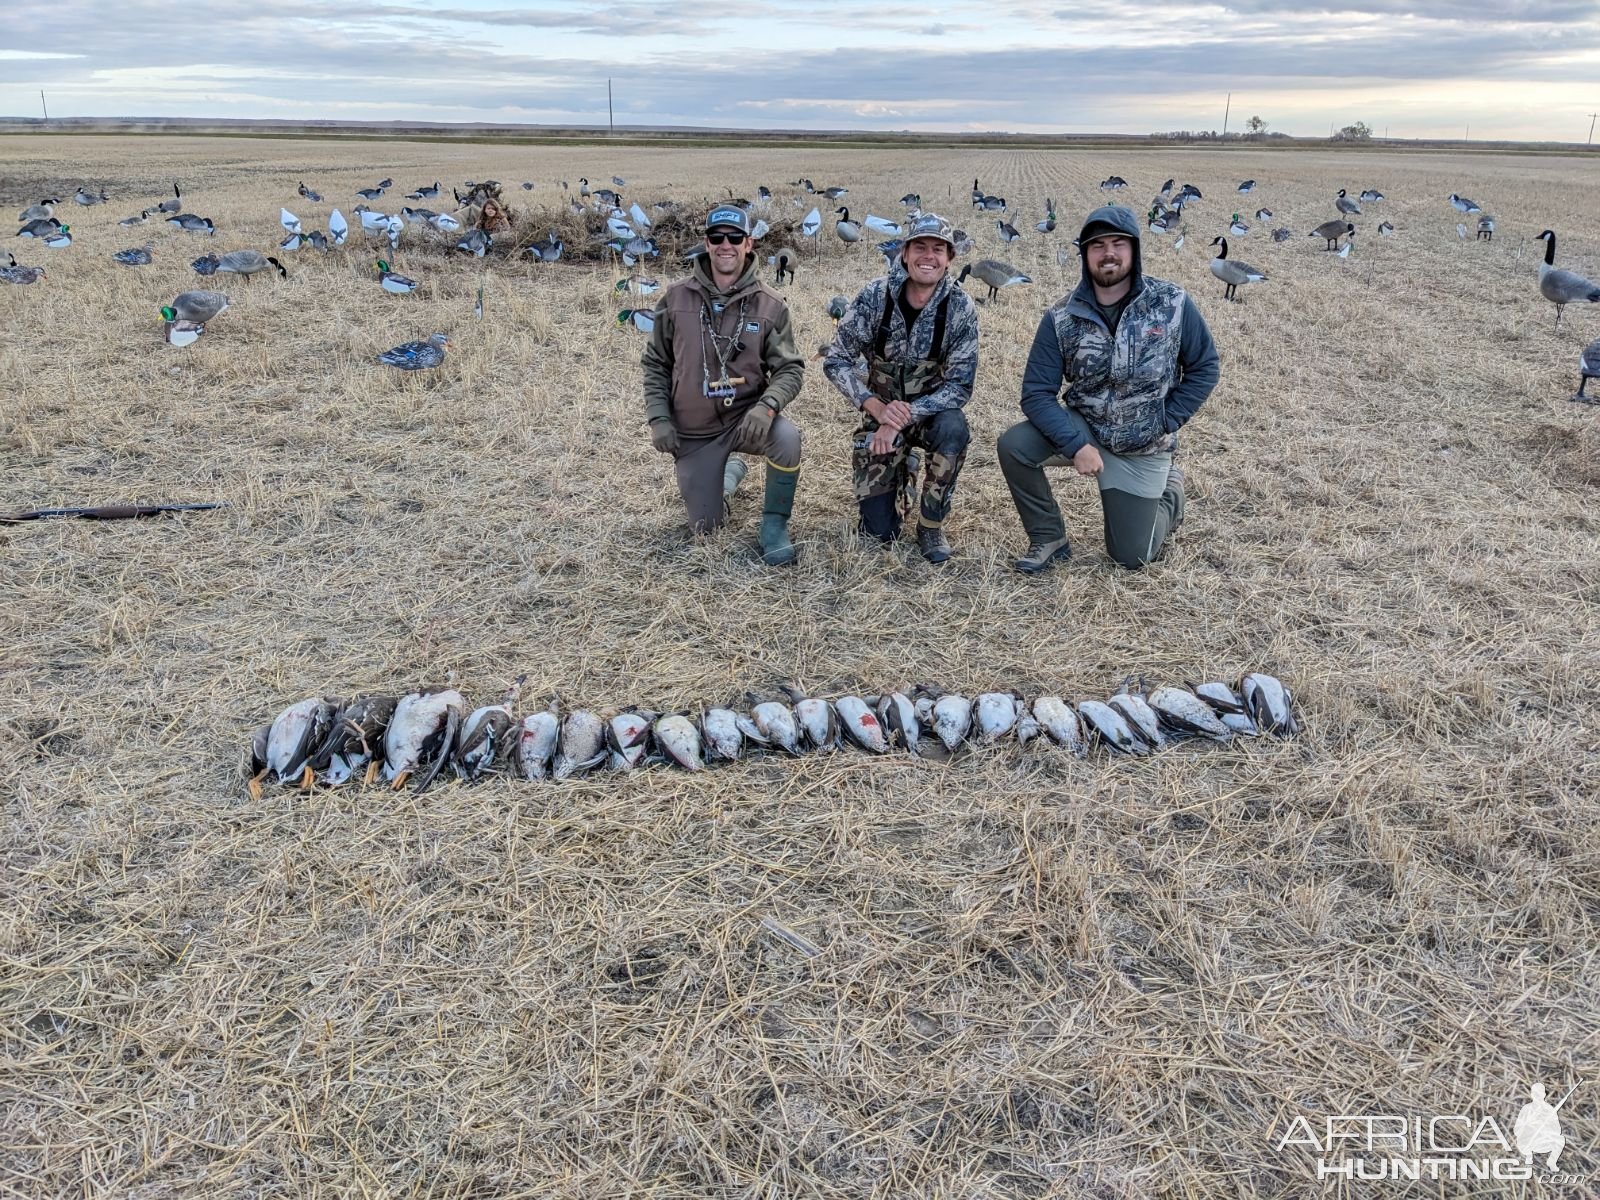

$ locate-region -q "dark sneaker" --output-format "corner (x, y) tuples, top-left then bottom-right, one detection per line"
(916, 524), (952, 564)
(1014, 536), (1072, 574)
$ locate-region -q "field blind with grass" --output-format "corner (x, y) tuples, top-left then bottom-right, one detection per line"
(2, 135), (1598, 1198)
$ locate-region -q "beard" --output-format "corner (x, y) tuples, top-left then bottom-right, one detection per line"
(1093, 259), (1130, 286)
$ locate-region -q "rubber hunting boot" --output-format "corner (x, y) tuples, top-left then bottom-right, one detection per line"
(759, 463), (799, 566)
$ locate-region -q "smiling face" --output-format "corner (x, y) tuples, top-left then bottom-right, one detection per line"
(704, 225), (749, 281)
(902, 235), (952, 286)
(1084, 234), (1134, 289)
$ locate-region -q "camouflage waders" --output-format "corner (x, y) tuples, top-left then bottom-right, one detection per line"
(852, 292), (970, 541)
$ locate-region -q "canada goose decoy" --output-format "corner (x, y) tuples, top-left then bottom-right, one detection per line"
(526, 231), (564, 262)
(298, 180), (322, 202)
(578, 177), (591, 198)
(1534, 230), (1600, 328)
(1236, 180), (1255, 193)
(1209, 237), (1267, 301)
(1572, 337), (1600, 403)
(376, 259), (418, 293)
(74, 187), (108, 206)
(1335, 189), (1361, 215)
(996, 219), (1021, 242)
(1476, 216), (1495, 241)
(1450, 193), (1481, 213)
(167, 213), (215, 234)
(1099, 176), (1128, 190)
(1254, 207), (1273, 221)
(979, 194), (1007, 211)
(378, 332), (450, 370)
(759, 185), (773, 203)
(593, 187), (622, 207)
(17, 218), (62, 238)
(900, 192), (921, 207)
(772, 248), (796, 284)
(155, 184), (182, 214)
(1158, 178), (1174, 197)
(617, 308), (655, 333)
(18, 202), (53, 222)
(1360, 189), (1384, 203)
(1309, 219), (1354, 250)
(406, 181), (442, 199)
(1377, 221), (1394, 236)
(377, 178), (393, 190)
(118, 210), (151, 226)
(112, 243), (153, 266)
(835, 207), (860, 242)
(162, 290), (230, 324)
(215, 250), (286, 280)
(957, 259), (1031, 302)
(823, 185), (848, 200)
(456, 229), (492, 257)
(1229, 213), (1249, 236)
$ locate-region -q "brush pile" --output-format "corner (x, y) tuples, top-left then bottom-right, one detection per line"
(248, 673), (1299, 797)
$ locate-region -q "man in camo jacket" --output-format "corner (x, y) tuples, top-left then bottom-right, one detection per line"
(822, 212), (979, 564)
(998, 204), (1219, 572)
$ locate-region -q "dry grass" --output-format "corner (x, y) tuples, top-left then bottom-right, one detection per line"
(2, 137), (1598, 1198)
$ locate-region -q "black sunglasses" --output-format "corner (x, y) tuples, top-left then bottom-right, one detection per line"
(706, 231), (747, 245)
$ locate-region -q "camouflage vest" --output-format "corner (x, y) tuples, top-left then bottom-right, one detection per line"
(1048, 277), (1187, 456)
(867, 287), (951, 407)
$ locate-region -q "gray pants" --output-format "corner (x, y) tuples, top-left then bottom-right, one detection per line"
(674, 415), (801, 533)
(997, 420), (1183, 570)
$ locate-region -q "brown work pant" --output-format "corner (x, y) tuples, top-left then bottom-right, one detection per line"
(673, 415), (802, 533)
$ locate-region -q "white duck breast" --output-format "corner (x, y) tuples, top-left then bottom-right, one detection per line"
(516, 709), (560, 779)
(931, 694), (973, 751)
(1032, 696), (1086, 756)
(383, 689), (464, 786)
(1241, 673), (1298, 736)
(1222, 710), (1261, 737)
(835, 696), (888, 753)
(553, 710), (607, 779)
(1147, 686), (1232, 741)
(266, 696), (339, 783)
(784, 691), (838, 751)
(1108, 692), (1167, 749)
(652, 714), (704, 771)
(877, 692), (920, 752)
(749, 701), (802, 754)
(975, 692), (1020, 744)
(606, 710), (654, 770)
(1076, 700), (1147, 755)
(1191, 681), (1246, 713)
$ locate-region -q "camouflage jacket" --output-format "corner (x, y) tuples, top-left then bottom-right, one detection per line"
(1020, 275), (1219, 457)
(822, 262), (979, 421)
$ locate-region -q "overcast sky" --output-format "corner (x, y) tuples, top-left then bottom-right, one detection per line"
(4, 0), (1598, 141)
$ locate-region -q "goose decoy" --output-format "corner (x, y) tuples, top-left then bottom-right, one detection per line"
(1309, 219), (1354, 250)
(900, 192), (921, 207)
(215, 250), (287, 280)
(1099, 176), (1128, 190)
(1572, 337), (1600, 403)
(118, 210), (151, 226)
(1209, 237), (1267, 301)
(1476, 216), (1495, 241)
(1359, 189), (1384, 203)
(956, 259), (1031, 302)
(377, 178), (393, 190)
(377, 332), (451, 369)
(758, 185), (773, 203)
(1335, 189), (1361, 215)
(167, 213), (215, 234)
(428, 212), (461, 232)
(1457, 223), (1469, 240)
(456, 229), (491, 257)
(996, 219), (1021, 242)
(834, 207), (860, 242)
(302, 230), (327, 252)
(593, 187), (622, 207)
(17, 218), (62, 238)
(629, 201), (652, 229)
(863, 214), (902, 236)
(18, 202), (52, 222)
(376, 259), (418, 293)
(1535, 230), (1600, 328)
(617, 308), (655, 333)
(328, 208), (348, 245)
(771, 248), (796, 284)
(298, 180), (322, 202)
(1450, 193), (1481, 213)
(612, 175), (627, 188)
(280, 207), (302, 234)
(1254, 207), (1272, 221)
(980, 194), (1007, 211)
(1157, 178), (1174, 197)
(800, 207), (822, 239)
(112, 243), (153, 266)
(1377, 221), (1394, 236)
(525, 231), (564, 262)
(74, 187), (108, 206)
(875, 240), (902, 267)
(154, 184), (182, 214)
(406, 181), (442, 199)
(521, 181), (534, 191)
(823, 185), (848, 200)
(1336, 237), (1353, 259)
(1236, 180), (1255, 193)
(1229, 213), (1249, 236)
(578, 177), (591, 198)
(1148, 208), (1180, 233)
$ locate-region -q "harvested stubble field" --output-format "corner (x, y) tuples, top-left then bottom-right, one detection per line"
(2, 135), (1598, 1198)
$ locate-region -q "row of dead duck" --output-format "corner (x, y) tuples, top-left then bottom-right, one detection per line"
(246, 674), (1299, 797)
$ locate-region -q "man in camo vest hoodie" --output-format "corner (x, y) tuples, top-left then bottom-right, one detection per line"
(997, 205), (1219, 571)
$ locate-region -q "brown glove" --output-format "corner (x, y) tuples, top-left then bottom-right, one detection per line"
(737, 402), (775, 444)
(650, 418), (680, 454)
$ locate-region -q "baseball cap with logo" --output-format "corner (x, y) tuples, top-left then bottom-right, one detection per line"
(705, 205), (754, 235)
(904, 212), (955, 248)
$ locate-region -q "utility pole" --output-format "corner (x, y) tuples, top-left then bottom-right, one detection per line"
(40, 90), (47, 121)
(608, 78), (614, 136)
(1589, 113), (1598, 144)
(1222, 92), (1231, 138)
